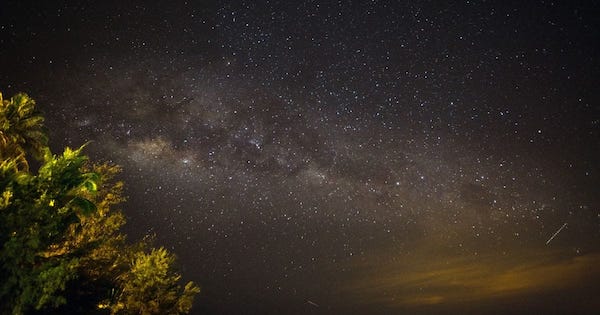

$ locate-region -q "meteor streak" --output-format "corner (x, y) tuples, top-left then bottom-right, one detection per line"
(546, 223), (568, 245)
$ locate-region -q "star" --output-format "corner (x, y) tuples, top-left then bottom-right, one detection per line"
(1, 1), (598, 314)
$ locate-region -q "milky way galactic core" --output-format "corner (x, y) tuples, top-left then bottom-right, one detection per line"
(1, 1), (599, 314)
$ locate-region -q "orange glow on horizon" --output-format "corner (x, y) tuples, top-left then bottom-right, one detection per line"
(342, 249), (600, 308)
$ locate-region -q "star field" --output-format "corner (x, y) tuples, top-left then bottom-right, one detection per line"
(1, 1), (599, 314)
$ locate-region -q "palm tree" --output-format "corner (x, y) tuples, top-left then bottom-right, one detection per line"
(0, 92), (48, 171)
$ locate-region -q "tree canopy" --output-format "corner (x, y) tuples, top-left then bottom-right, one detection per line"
(0, 92), (199, 314)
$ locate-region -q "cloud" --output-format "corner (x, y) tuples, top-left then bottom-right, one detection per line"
(342, 249), (600, 309)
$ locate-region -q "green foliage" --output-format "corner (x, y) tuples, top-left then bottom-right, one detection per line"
(109, 248), (200, 315)
(0, 145), (100, 314)
(0, 92), (48, 171)
(0, 92), (199, 314)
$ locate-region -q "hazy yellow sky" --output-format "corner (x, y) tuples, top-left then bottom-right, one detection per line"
(341, 244), (600, 313)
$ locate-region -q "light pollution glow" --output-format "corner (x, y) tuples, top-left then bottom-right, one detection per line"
(342, 248), (600, 309)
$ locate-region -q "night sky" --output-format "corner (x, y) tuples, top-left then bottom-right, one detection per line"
(1, 1), (599, 314)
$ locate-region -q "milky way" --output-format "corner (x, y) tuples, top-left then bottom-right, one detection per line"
(1, 1), (599, 314)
